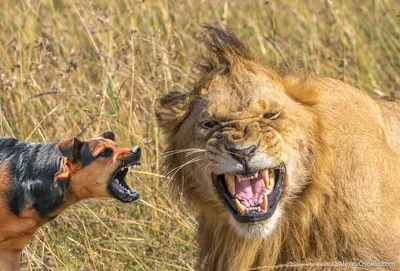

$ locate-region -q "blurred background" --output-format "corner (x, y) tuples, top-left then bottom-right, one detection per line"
(0, 0), (399, 270)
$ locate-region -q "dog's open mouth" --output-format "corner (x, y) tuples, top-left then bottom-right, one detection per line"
(212, 163), (286, 222)
(108, 162), (141, 203)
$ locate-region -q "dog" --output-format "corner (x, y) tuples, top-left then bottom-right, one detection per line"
(0, 131), (141, 270)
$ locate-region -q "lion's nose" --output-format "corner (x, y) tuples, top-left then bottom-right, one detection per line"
(226, 145), (257, 160)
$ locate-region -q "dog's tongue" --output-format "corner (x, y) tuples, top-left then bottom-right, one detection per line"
(235, 173), (266, 207)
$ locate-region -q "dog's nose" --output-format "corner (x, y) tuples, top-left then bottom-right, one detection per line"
(227, 145), (257, 160)
(131, 146), (141, 155)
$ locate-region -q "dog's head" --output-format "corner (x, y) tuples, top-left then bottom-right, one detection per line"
(56, 131), (141, 203)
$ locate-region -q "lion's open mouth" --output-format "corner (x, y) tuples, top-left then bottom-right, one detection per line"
(212, 163), (286, 222)
(108, 162), (141, 203)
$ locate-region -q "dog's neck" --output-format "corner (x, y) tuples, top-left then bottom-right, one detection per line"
(6, 141), (72, 218)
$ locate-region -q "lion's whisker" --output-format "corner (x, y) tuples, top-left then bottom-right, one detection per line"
(165, 148), (205, 154)
(164, 148), (206, 157)
(203, 163), (212, 173)
(166, 156), (206, 179)
(185, 150), (206, 157)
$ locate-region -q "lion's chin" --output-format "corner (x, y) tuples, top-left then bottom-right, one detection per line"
(229, 208), (282, 238)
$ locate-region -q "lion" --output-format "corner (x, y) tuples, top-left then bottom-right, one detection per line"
(155, 26), (400, 270)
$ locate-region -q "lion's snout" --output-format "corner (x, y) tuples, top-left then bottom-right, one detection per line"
(225, 144), (258, 161)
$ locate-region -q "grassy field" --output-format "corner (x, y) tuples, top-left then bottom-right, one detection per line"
(0, 0), (399, 270)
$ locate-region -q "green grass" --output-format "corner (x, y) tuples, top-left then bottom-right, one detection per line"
(0, 0), (398, 270)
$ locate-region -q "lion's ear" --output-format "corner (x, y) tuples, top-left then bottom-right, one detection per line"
(155, 91), (191, 131)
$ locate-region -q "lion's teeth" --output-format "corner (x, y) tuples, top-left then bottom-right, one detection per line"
(225, 174), (235, 195)
(236, 173), (259, 182)
(235, 199), (246, 215)
(261, 196), (268, 211)
(261, 169), (269, 187)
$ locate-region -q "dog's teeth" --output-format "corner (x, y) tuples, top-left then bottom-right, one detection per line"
(235, 199), (246, 215)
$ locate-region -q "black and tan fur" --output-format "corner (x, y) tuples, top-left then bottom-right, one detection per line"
(0, 132), (141, 270)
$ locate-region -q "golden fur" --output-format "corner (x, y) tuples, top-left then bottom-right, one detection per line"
(155, 26), (400, 270)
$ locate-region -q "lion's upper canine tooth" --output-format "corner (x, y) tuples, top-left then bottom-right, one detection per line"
(261, 169), (269, 187)
(235, 199), (246, 215)
(261, 196), (268, 211)
(225, 174), (235, 195)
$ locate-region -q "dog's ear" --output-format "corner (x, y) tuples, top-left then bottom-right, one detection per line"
(98, 131), (116, 142)
(56, 137), (82, 160)
(155, 91), (191, 131)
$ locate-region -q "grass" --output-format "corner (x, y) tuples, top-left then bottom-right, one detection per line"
(0, 0), (399, 270)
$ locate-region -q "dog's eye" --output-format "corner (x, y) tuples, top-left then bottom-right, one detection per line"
(98, 148), (113, 158)
(263, 112), (280, 120)
(201, 120), (220, 129)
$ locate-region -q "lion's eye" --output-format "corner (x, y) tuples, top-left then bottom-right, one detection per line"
(263, 112), (280, 120)
(201, 120), (220, 129)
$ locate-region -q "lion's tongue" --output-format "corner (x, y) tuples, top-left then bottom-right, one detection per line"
(235, 173), (266, 207)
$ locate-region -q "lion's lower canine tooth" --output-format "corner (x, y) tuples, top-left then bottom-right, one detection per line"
(235, 199), (246, 215)
(261, 196), (268, 211)
(225, 174), (235, 195)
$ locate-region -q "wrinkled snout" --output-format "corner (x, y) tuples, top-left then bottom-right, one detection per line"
(221, 121), (260, 162)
